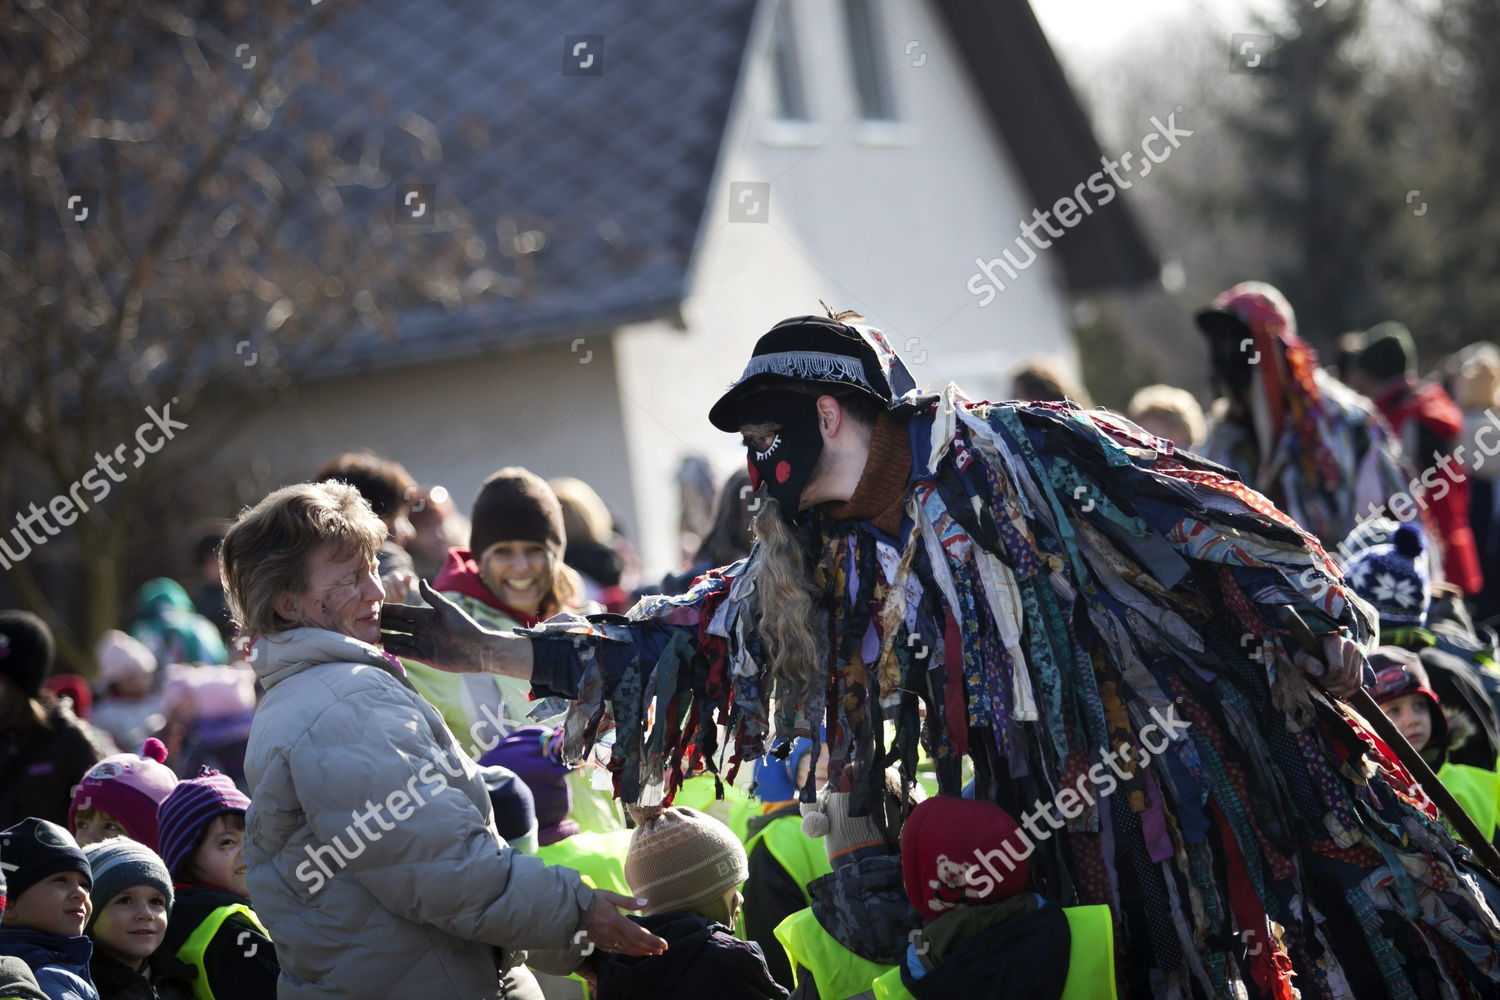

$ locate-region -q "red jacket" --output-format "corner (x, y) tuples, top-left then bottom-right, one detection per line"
(1374, 379), (1482, 594)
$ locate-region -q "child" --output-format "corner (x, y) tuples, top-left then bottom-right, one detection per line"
(0, 817), (100, 1000)
(81, 840), (172, 1000)
(873, 797), (1115, 999)
(88, 634), (164, 757)
(69, 741), (177, 851)
(592, 806), (786, 999)
(1366, 647), (1500, 842)
(151, 770), (277, 1000)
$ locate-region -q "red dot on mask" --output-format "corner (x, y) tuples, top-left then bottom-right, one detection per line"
(775, 461), (791, 484)
(747, 460), (761, 489)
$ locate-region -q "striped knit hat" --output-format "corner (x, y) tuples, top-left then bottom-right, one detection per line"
(623, 805), (747, 916)
(83, 838), (173, 930)
(156, 767), (250, 877)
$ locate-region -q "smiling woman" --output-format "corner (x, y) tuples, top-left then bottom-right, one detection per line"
(220, 480), (663, 999)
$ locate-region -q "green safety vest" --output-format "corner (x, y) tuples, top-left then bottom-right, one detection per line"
(871, 905), (1116, 1000)
(745, 815), (833, 907)
(177, 903), (271, 1000)
(675, 775), (755, 843)
(1438, 761), (1500, 842)
(774, 907), (891, 1000)
(537, 829), (634, 896)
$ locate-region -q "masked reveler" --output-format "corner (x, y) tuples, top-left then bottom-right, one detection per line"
(385, 314), (1500, 998)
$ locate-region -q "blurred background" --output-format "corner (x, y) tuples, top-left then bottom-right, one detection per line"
(2, 0), (1494, 671)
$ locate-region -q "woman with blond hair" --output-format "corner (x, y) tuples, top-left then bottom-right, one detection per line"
(225, 480), (662, 998)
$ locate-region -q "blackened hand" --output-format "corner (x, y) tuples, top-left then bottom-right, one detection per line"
(380, 579), (503, 673)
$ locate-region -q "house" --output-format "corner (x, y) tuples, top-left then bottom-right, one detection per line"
(219, 0), (1157, 577)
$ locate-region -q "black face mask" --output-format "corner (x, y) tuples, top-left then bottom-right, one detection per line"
(737, 390), (825, 520)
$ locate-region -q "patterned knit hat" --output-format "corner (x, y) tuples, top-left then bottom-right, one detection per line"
(1344, 522), (1431, 628)
(0, 818), (92, 904)
(83, 838), (174, 930)
(69, 739), (178, 851)
(481, 726), (576, 846)
(623, 806), (747, 916)
(901, 797), (1029, 921)
(801, 766), (922, 867)
(156, 767), (250, 877)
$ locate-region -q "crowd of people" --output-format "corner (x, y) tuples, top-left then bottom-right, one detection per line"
(3, 281), (1500, 999)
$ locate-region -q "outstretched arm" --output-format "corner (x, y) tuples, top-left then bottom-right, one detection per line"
(380, 579), (535, 678)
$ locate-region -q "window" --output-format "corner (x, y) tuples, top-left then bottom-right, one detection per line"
(769, 0), (808, 121)
(844, 0), (896, 121)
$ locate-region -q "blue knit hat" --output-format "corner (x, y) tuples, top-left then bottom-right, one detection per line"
(83, 838), (173, 931)
(0, 818), (92, 904)
(752, 738), (814, 804)
(1344, 522), (1430, 628)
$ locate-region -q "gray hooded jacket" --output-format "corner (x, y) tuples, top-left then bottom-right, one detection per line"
(242, 628), (593, 998)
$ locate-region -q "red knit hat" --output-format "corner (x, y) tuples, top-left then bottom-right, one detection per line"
(901, 797), (1030, 921)
(68, 738), (178, 851)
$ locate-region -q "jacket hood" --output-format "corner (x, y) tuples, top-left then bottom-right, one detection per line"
(249, 627), (401, 691)
(596, 912), (786, 999)
(135, 577), (195, 616)
(808, 854), (922, 964)
(432, 548), (538, 626)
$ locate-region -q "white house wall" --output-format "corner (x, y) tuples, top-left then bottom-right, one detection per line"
(615, 0), (1080, 577)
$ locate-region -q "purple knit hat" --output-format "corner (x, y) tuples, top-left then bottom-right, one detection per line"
(156, 766), (250, 877)
(69, 738), (178, 851)
(480, 726), (577, 846)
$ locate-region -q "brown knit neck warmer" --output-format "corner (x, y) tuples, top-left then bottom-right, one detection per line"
(823, 412), (912, 537)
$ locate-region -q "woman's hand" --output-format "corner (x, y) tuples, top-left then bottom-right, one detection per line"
(580, 891), (668, 958)
(380, 580), (529, 677)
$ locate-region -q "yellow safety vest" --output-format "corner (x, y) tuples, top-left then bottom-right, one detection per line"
(537, 829), (634, 896)
(1438, 762), (1500, 843)
(774, 907), (891, 1000)
(675, 775), (755, 843)
(871, 905), (1116, 1000)
(176, 903), (271, 1000)
(745, 814), (833, 905)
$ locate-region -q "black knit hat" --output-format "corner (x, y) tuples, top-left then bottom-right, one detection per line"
(0, 610), (54, 699)
(0, 817), (92, 904)
(1355, 322), (1416, 383)
(469, 467), (566, 562)
(709, 316), (917, 432)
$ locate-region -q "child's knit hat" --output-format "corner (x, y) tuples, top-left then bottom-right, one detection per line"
(800, 765), (921, 867)
(156, 767), (250, 877)
(1344, 522), (1431, 628)
(624, 805), (747, 917)
(901, 797), (1029, 920)
(68, 738), (178, 851)
(96, 630), (158, 685)
(0, 818), (92, 904)
(752, 738), (814, 805)
(83, 838), (174, 930)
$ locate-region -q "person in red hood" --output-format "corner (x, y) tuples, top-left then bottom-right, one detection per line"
(402, 467), (590, 759)
(1348, 322), (1483, 595)
(1196, 281), (1410, 549)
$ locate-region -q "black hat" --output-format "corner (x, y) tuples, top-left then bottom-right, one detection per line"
(709, 316), (917, 432)
(469, 467), (566, 563)
(0, 817), (92, 904)
(0, 610), (54, 700)
(1354, 322), (1416, 383)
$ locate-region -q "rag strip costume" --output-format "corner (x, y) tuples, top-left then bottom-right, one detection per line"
(1199, 282), (1413, 550)
(520, 319), (1500, 998)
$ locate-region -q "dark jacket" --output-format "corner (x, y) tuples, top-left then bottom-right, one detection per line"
(0, 702), (104, 828)
(789, 856), (922, 1000)
(0, 954), (49, 1000)
(153, 886), (277, 1000)
(0, 926), (98, 1000)
(89, 954), (157, 1000)
(742, 804), (811, 989)
(596, 912), (788, 1000)
(903, 901), (1071, 1000)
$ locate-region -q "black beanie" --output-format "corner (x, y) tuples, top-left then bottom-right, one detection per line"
(469, 468), (566, 562)
(0, 610), (54, 699)
(0, 817), (92, 904)
(1355, 322), (1416, 383)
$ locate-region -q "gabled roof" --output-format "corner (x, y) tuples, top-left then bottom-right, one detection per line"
(930, 0), (1159, 292)
(303, 0), (1153, 372)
